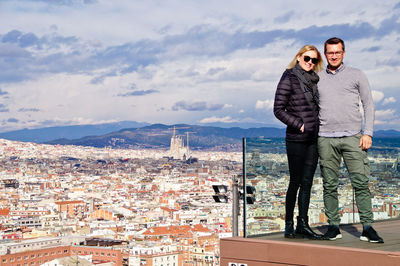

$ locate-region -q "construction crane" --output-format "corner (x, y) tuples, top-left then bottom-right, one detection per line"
(69, 255), (80, 266)
(168, 126), (190, 139)
(185, 131), (196, 158)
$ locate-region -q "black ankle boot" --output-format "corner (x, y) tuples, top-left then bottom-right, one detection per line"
(295, 216), (323, 240)
(284, 220), (295, 238)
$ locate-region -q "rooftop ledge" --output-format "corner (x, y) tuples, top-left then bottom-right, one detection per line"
(220, 218), (400, 266)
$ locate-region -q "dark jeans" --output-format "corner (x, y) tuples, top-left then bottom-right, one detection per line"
(285, 140), (318, 221)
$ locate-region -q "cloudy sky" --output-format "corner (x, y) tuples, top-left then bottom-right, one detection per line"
(1, 0), (400, 133)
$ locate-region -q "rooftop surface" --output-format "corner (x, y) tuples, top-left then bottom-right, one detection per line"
(255, 218), (400, 252)
(221, 219), (400, 265)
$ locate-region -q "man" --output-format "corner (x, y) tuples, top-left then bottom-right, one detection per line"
(318, 37), (383, 243)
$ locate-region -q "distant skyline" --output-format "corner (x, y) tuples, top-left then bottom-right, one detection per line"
(1, 0), (400, 133)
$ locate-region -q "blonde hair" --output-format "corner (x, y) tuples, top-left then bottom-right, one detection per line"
(288, 45), (324, 72)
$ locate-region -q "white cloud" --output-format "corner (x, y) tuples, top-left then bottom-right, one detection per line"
(371, 90), (384, 103)
(375, 109), (396, 120)
(199, 116), (238, 123)
(382, 96), (396, 105)
(375, 118), (400, 126)
(255, 99), (274, 110)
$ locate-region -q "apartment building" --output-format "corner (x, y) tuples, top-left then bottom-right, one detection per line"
(55, 200), (87, 218)
(129, 245), (182, 266)
(0, 237), (124, 266)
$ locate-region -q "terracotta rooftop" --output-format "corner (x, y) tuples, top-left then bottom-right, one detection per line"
(55, 200), (85, 205)
(142, 224), (211, 237)
(0, 208), (10, 216)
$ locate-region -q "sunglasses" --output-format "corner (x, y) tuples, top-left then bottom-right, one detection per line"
(303, 55), (319, 64)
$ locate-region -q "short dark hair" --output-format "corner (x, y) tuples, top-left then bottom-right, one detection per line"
(324, 37), (345, 53)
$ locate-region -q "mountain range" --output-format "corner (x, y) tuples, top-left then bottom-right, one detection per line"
(0, 121), (149, 143)
(1, 122), (399, 150)
(45, 124), (286, 151)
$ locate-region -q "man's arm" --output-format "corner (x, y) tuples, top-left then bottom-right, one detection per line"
(358, 70), (375, 138)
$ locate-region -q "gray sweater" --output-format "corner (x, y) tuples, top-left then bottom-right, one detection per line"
(318, 65), (375, 137)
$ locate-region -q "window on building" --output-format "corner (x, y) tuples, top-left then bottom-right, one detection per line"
(2, 259), (7, 263)
(64, 249), (68, 253)
(24, 256), (28, 260)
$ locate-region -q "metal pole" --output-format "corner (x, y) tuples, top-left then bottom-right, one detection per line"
(242, 137), (247, 237)
(353, 188), (355, 223)
(232, 175), (239, 237)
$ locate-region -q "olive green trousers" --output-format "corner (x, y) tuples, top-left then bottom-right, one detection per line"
(318, 134), (373, 226)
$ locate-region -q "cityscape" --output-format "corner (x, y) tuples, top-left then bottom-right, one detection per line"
(1, 1), (400, 265)
(0, 135), (241, 266)
(0, 133), (399, 265)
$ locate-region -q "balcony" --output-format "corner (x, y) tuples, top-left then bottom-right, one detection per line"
(219, 137), (400, 265)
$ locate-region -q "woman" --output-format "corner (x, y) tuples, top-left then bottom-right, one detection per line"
(273, 45), (323, 239)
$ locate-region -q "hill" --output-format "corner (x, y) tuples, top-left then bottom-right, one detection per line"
(45, 124), (286, 151)
(1, 122), (399, 151)
(0, 121), (149, 143)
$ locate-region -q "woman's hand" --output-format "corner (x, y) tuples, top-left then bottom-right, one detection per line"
(300, 124), (304, 133)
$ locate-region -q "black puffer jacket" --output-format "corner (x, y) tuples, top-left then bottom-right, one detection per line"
(273, 69), (319, 141)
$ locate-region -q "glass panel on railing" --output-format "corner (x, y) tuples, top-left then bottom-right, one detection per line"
(243, 137), (288, 237)
(243, 137), (400, 238)
(369, 138), (400, 221)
